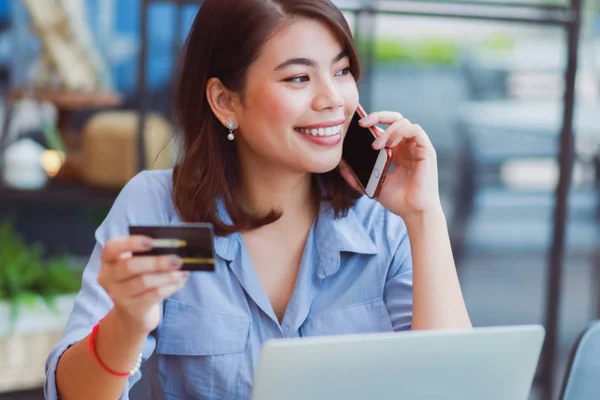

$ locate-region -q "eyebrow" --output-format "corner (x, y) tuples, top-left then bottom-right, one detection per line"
(274, 50), (348, 71)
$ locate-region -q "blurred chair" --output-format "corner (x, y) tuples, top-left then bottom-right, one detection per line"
(559, 321), (600, 400)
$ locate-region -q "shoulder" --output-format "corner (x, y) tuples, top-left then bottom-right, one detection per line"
(349, 196), (409, 255)
(111, 169), (175, 219)
(96, 169), (176, 244)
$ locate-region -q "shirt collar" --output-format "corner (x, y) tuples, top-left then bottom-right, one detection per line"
(314, 201), (378, 279)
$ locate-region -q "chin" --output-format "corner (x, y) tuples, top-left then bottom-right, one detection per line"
(308, 156), (342, 174)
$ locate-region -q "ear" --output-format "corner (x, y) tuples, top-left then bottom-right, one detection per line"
(206, 77), (241, 128)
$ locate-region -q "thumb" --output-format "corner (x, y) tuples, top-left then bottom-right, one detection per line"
(338, 161), (364, 194)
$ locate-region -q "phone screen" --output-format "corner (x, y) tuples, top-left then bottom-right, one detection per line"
(342, 112), (381, 188)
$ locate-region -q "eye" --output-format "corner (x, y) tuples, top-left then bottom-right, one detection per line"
(335, 67), (351, 77)
(283, 75), (309, 84)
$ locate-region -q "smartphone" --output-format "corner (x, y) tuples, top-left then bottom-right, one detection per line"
(342, 105), (392, 198)
(129, 223), (216, 272)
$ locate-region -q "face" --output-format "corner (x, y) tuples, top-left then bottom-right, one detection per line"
(233, 18), (359, 175)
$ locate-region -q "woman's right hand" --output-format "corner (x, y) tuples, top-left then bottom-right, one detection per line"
(97, 235), (189, 336)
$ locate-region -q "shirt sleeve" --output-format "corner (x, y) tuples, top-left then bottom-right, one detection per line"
(44, 171), (169, 400)
(383, 224), (413, 331)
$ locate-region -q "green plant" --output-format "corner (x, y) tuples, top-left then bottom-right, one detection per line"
(482, 33), (516, 53)
(357, 37), (461, 66)
(0, 218), (83, 324)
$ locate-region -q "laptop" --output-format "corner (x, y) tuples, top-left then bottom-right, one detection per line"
(251, 325), (545, 400)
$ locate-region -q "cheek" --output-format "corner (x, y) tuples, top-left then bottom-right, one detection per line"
(341, 81), (359, 114)
(344, 77), (359, 100)
(247, 87), (306, 125)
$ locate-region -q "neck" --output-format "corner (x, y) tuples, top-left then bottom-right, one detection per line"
(238, 164), (316, 228)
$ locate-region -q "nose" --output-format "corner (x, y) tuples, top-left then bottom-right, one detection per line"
(312, 78), (344, 111)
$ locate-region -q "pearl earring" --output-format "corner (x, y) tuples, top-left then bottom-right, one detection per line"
(226, 120), (235, 141)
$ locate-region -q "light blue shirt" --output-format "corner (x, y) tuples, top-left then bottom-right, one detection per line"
(45, 169), (413, 399)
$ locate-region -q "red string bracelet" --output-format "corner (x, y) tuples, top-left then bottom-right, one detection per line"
(88, 318), (142, 377)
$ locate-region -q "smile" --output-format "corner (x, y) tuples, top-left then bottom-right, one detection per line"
(295, 124), (344, 137)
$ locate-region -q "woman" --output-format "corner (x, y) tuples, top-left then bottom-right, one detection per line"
(46, 0), (471, 399)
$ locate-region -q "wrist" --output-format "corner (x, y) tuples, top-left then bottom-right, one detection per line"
(402, 205), (446, 231)
(110, 308), (153, 339)
(88, 311), (146, 379)
(89, 318), (143, 377)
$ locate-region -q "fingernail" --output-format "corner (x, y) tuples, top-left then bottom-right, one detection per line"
(141, 238), (153, 249)
(359, 117), (369, 125)
(169, 256), (183, 269)
(385, 138), (394, 148)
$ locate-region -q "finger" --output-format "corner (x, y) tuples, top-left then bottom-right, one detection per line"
(119, 271), (190, 298)
(381, 122), (432, 151)
(404, 124), (434, 149)
(102, 236), (153, 263)
(359, 111), (404, 127)
(114, 255), (183, 282)
(338, 162), (364, 193)
(135, 276), (190, 307)
(374, 118), (412, 150)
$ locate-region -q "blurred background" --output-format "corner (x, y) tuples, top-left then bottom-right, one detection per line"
(0, 0), (598, 399)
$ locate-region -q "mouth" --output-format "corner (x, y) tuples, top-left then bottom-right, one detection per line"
(294, 123), (344, 138)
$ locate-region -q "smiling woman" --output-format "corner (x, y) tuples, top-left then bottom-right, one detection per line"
(174, 0), (362, 235)
(46, 1), (471, 399)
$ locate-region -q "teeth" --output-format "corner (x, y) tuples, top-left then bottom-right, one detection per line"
(298, 124), (342, 137)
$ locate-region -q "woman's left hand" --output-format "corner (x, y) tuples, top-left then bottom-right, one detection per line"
(340, 111), (442, 220)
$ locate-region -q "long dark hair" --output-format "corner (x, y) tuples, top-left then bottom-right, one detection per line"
(173, 0), (362, 236)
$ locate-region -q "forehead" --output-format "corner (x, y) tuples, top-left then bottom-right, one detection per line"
(258, 18), (345, 66)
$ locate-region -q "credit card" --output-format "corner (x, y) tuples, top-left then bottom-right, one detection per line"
(129, 224), (216, 272)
